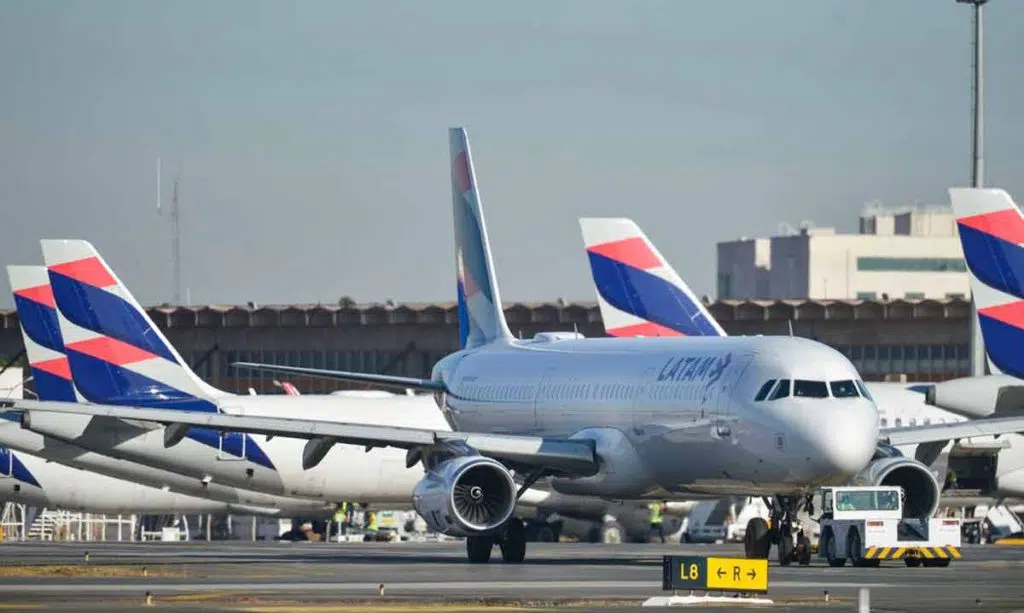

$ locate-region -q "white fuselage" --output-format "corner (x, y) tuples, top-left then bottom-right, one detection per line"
(25, 335), (879, 506)
(433, 334), (880, 498)
(0, 415), (330, 515)
(0, 444), (250, 514)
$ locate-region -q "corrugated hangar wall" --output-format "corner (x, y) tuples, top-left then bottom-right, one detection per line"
(0, 298), (971, 395)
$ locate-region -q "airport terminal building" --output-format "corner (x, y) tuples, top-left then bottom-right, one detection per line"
(0, 295), (971, 394)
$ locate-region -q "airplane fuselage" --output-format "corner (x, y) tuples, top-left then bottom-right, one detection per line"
(433, 334), (880, 498)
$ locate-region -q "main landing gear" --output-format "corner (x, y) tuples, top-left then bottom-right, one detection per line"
(744, 494), (813, 566)
(466, 517), (528, 564)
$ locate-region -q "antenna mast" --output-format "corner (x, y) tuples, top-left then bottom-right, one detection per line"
(171, 177), (181, 305)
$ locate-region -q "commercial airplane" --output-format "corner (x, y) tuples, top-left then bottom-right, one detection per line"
(8, 129), (1024, 567)
(577, 216), (1024, 503)
(922, 188), (1024, 420)
(8, 260), (671, 541)
(5, 265), (338, 517)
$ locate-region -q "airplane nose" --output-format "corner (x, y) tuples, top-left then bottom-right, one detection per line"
(807, 402), (878, 479)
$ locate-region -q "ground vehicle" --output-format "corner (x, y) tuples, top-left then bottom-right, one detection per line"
(818, 486), (961, 568)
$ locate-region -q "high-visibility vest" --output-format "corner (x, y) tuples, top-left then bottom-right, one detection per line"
(648, 503), (664, 524)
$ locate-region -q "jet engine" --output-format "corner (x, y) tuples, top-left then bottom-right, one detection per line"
(850, 456), (941, 518)
(412, 455), (518, 537)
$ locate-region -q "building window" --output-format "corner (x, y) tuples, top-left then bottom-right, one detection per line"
(946, 293), (966, 299)
(856, 292), (877, 300)
(717, 273), (732, 299)
(856, 257), (967, 272)
(905, 292), (925, 299)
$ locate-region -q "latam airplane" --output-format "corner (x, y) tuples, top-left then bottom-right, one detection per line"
(8, 129), (1024, 567)
(7, 260), (652, 537)
(0, 442), (263, 515)
(4, 265), (336, 517)
(577, 216), (1024, 503)
(923, 188), (1024, 420)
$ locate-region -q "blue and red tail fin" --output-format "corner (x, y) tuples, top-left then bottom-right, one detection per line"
(7, 265), (78, 402)
(40, 239), (229, 411)
(579, 218), (726, 338)
(948, 187), (1024, 378)
(450, 127), (514, 349)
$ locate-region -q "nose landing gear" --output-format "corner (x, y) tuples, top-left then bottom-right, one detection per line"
(743, 494), (813, 565)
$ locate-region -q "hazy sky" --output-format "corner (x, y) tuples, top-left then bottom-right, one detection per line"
(1, 0), (1022, 308)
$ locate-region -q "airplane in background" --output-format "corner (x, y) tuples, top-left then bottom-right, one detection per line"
(5, 265), (336, 517)
(8, 128), (1024, 567)
(922, 187), (1024, 421)
(577, 216), (1024, 504)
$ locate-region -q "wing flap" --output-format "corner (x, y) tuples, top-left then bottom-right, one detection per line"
(5, 399), (597, 476)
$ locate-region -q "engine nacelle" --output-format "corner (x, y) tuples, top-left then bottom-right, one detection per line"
(549, 427), (655, 498)
(411, 455), (517, 537)
(850, 456), (941, 518)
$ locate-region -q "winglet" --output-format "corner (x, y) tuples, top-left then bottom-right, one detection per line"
(579, 217), (726, 338)
(949, 187), (1024, 378)
(450, 127), (514, 349)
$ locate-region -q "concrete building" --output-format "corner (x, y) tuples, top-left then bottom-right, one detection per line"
(717, 206), (969, 301)
(0, 297), (970, 389)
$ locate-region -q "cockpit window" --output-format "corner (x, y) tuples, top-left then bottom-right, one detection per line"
(854, 380), (874, 401)
(754, 379), (777, 402)
(768, 379), (790, 400)
(793, 380), (828, 398)
(830, 380), (860, 398)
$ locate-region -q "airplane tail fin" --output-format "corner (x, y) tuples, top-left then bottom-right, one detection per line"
(7, 265), (78, 402)
(40, 239), (228, 410)
(948, 187), (1024, 377)
(449, 127), (513, 349)
(579, 218), (727, 338)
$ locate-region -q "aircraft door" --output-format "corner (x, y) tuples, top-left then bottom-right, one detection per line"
(714, 353), (754, 416)
(632, 367), (657, 436)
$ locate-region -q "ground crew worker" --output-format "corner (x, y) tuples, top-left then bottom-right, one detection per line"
(648, 501), (667, 543)
(946, 469), (959, 490)
(366, 512), (379, 534)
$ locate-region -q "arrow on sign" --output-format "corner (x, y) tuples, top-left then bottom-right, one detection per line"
(717, 568), (726, 579)
(747, 569), (757, 579)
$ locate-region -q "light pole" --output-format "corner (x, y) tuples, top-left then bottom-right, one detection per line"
(958, 0), (988, 377)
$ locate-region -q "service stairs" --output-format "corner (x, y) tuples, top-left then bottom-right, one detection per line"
(26, 509), (82, 541)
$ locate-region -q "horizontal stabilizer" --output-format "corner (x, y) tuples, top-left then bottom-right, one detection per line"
(232, 362), (446, 394)
(3, 399), (598, 477)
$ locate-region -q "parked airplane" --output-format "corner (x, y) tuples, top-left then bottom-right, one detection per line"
(7, 261), (680, 543)
(5, 265), (335, 516)
(577, 216), (1024, 502)
(8, 129), (1024, 567)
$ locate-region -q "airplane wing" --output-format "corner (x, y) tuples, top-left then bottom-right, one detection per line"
(232, 362), (444, 394)
(4, 399), (596, 476)
(880, 416), (1024, 447)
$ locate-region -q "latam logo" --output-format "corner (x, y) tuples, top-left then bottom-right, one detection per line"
(657, 353), (733, 386)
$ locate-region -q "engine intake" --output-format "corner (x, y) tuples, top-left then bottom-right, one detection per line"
(412, 455), (517, 537)
(851, 456), (941, 518)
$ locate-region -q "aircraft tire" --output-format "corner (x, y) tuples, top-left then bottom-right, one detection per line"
(466, 535), (493, 563)
(500, 518), (527, 564)
(743, 518), (771, 559)
(796, 534), (812, 565)
(777, 533), (794, 566)
(535, 525), (556, 543)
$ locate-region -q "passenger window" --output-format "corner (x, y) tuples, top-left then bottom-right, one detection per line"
(880, 418), (888, 427)
(769, 380), (790, 400)
(754, 379), (777, 402)
(895, 418), (902, 427)
(829, 380), (860, 398)
(793, 380), (829, 398)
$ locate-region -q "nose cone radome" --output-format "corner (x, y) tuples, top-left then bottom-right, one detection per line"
(806, 400), (879, 481)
